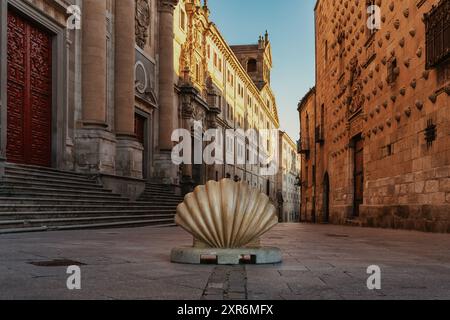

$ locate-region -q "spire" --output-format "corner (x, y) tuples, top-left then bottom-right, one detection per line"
(258, 35), (264, 49)
(202, 0), (210, 18)
(264, 30), (269, 43)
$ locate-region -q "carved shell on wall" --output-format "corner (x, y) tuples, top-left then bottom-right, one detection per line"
(135, 0), (151, 49)
(175, 179), (279, 249)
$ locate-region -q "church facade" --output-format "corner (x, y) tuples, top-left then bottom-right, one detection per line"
(0, 0), (180, 198)
(0, 0), (281, 202)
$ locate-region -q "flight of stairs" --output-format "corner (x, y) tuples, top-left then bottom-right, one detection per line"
(0, 164), (183, 234)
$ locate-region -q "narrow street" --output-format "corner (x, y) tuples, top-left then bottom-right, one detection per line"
(1, 224), (449, 300)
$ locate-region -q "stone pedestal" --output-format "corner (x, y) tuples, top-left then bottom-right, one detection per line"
(74, 128), (116, 175)
(181, 175), (195, 195)
(115, 136), (144, 179)
(154, 151), (179, 185)
(171, 247), (282, 265)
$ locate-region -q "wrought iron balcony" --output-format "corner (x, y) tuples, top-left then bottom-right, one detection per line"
(297, 137), (310, 154)
(315, 126), (325, 145)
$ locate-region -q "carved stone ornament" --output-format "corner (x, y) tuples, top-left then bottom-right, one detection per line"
(346, 57), (365, 115)
(135, 0), (151, 49)
(175, 180), (278, 248)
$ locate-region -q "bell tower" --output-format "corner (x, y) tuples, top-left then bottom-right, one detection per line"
(230, 31), (273, 89)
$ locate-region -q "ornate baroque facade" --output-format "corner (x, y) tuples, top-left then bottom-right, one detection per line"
(0, 0), (180, 198)
(0, 0), (281, 202)
(171, 0), (281, 199)
(299, 0), (450, 232)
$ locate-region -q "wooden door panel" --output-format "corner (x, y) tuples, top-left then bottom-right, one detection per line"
(6, 10), (52, 167)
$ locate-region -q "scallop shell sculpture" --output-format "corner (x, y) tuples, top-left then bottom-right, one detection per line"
(175, 179), (278, 249)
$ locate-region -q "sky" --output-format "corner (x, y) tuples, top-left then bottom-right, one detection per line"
(208, 0), (316, 141)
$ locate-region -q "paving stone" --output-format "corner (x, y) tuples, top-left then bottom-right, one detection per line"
(0, 224), (449, 300)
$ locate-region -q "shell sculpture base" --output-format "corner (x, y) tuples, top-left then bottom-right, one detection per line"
(171, 179), (282, 265)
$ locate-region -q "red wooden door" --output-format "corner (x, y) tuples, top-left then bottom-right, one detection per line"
(6, 10), (52, 167)
(353, 137), (364, 217)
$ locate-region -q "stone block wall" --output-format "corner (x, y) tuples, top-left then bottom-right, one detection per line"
(310, 0), (450, 232)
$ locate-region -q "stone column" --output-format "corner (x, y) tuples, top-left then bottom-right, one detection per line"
(81, 0), (107, 127)
(114, 0), (143, 179)
(75, 0), (116, 175)
(154, 0), (180, 184)
(158, 0), (178, 151)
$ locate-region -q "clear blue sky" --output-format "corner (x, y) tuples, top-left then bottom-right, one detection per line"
(209, 0), (316, 141)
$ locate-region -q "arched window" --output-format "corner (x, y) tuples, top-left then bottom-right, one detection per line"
(247, 59), (257, 73)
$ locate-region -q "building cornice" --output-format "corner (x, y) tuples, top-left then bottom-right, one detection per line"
(298, 87), (316, 112)
(208, 23), (280, 127)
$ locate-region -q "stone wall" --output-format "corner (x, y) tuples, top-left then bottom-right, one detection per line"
(309, 0), (450, 232)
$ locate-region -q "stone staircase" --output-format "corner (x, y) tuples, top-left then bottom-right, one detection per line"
(0, 164), (182, 234)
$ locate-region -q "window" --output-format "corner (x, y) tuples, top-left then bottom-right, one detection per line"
(386, 56), (399, 84)
(213, 52), (218, 68)
(424, 0), (450, 69)
(180, 10), (186, 31)
(247, 59), (257, 72)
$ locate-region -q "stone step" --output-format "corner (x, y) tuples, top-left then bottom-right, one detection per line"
(0, 214), (175, 229)
(0, 185), (114, 195)
(142, 189), (179, 195)
(0, 189), (125, 199)
(0, 204), (178, 213)
(0, 218), (177, 234)
(141, 189), (180, 194)
(2, 177), (103, 189)
(0, 210), (175, 220)
(144, 184), (176, 189)
(0, 197), (176, 206)
(138, 195), (184, 201)
(5, 164), (91, 178)
(0, 165), (182, 233)
(137, 199), (182, 205)
(4, 170), (97, 184)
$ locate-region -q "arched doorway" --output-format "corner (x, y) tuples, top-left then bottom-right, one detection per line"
(323, 173), (330, 223)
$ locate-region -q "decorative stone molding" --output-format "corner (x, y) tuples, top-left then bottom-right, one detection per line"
(158, 0), (179, 13)
(135, 0), (151, 49)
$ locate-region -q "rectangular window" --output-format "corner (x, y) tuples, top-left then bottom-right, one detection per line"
(424, 0), (450, 69)
(180, 10), (186, 31)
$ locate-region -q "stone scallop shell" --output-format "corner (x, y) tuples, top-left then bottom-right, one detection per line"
(175, 179), (278, 248)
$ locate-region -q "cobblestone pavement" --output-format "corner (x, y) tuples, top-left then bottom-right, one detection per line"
(0, 224), (449, 300)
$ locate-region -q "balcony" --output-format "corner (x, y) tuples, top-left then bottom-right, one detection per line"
(315, 126), (325, 145)
(297, 137), (310, 154)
